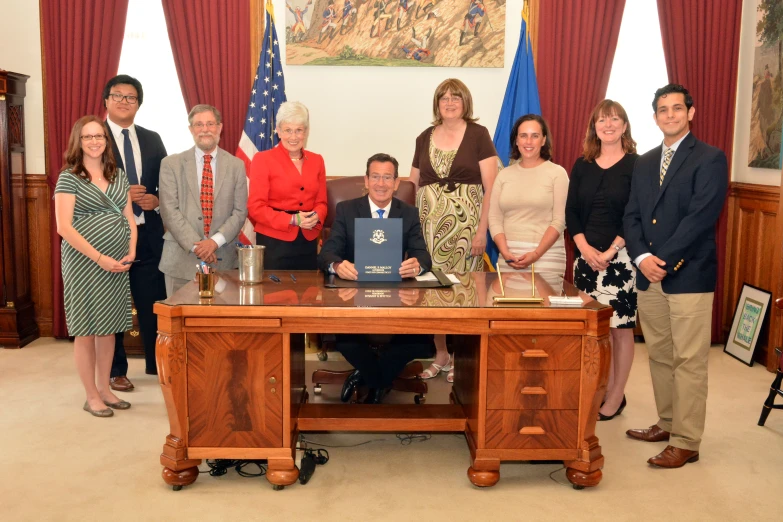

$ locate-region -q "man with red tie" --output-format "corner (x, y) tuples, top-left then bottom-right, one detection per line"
(158, 104), (248, 297)
(103, 75), (167, 387)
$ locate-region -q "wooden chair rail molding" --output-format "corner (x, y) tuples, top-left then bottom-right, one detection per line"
(725, 182), (781, 371)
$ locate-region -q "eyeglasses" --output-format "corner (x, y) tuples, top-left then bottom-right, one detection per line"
(108, 93), (138, 104)
(279, 128), (306, 136)
(439, 96), (463, 104)
(80, 134), (107, 142)
(191, 121), (219, 130)
(369, 174), (396, 183)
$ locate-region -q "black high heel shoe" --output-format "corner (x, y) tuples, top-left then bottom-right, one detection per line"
(598, 395), (626, 421)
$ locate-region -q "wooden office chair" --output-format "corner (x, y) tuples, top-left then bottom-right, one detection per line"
(758, 297), (783, 426)
(312, 176), (427, 403)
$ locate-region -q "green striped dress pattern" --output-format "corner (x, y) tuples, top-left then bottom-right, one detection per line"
(55, 171), (132, 336)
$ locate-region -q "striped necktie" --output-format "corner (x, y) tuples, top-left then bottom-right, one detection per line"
(201, 154), (213, 236)
(660, 148), (674, 186)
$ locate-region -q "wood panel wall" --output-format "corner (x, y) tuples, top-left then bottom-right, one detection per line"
(724, 183), (779, 370)
(24, 174), (53, 337)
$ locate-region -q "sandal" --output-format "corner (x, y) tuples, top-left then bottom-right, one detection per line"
(447, 364), (454, 383)
(419, 354), (453, 380)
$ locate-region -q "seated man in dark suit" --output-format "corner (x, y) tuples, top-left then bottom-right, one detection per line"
(318, 153), (434, 404)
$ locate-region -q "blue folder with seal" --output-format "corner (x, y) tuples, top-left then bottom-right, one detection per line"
(354, 218), (402, 282)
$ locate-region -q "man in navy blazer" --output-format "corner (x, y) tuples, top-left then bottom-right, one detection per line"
(103, 75), (168, 390)
(318, 153), (433, 403)
(623, 84), (728, 468)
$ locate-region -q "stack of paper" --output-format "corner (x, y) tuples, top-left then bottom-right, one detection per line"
(548, 296), (584, 307)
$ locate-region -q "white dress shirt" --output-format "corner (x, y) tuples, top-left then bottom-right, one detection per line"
(107, 118), (146, 225)
(193, 147), (226, 250)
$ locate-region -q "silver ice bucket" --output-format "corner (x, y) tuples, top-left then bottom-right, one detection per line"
(237, 245), (264, 284)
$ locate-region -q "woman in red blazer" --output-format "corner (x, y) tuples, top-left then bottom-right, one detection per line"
(248, 102), (327, 269)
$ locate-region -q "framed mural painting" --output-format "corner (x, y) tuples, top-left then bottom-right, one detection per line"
(724, 284), (772, 367)
(285, 0), (505, 67)
(748, 0), (783, 169)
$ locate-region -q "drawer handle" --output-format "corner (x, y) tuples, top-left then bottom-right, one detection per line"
(521, 349), (548, 358)
(519, 426), (546, 435)
(521, 386), (547, 395)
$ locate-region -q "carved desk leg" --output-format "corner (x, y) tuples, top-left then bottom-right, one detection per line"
(158, 331), (201, 490)
(267, 457), (300, 490)
(565, 335), (610, 489)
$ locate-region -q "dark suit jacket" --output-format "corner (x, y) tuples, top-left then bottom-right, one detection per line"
(623, 133), (728, 293)
(108, 124), (168, 258)
(317, 196), (432, 274)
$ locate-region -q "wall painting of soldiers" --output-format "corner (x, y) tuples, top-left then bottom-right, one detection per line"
(285, 0), (505, 67)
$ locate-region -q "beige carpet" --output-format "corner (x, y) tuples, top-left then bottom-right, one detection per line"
(0, 339), (779, 521)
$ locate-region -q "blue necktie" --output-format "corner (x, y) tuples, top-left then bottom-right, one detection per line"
(122, 129), (142, 216)
(376, 209), (385, 219)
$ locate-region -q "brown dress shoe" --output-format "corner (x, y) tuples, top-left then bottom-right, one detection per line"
(110, 376), (135, 392)
(647, 445), (699, 468)
(626, 424), (670, 442)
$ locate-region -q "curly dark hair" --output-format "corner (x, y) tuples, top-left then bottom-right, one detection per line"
(652, 83), (693, 111)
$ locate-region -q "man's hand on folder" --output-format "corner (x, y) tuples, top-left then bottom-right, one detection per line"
(335, 260), (359, 281)
(399, 258), (420, 279)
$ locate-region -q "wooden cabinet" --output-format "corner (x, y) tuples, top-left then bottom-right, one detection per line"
(0, 70), (38, 348)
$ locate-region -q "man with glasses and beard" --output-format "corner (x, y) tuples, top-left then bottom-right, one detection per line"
(158, 105), (248, 297)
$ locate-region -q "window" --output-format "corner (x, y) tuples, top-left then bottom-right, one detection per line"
(605, 0), (669, 154)
(117, 0), (191, 154)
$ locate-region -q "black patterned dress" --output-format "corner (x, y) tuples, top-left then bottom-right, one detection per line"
(566, 156), (638, 328)
(55, 171), (133, 336)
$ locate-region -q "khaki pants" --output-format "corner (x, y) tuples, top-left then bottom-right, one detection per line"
(637, 282), (713, 451)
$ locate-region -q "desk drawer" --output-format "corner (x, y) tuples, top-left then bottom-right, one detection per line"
(486, 370), (580, 410)
(485, 410), (578, 449)
(488, 335), (581, 370)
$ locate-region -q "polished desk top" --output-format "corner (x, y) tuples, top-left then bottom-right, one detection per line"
(157, 270), (609, 313)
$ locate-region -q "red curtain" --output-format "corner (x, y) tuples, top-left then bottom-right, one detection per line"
(162, 0), (250, 152)
(536, 0), (627, 282)
(657, 0), (743, 343)
(41, 0), (129, 337)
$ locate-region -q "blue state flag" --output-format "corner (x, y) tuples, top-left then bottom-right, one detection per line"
(486, 6), (541, 268)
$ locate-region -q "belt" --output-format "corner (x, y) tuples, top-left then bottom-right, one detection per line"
(271, 207), (299, 215)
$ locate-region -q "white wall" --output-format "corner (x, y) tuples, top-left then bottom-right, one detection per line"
(276, 0), (524, 175)
(1, 0), (46, 175)
(732, 0), (782, 185)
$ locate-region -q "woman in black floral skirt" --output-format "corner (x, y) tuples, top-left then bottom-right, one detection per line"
(566, 100), (639, 421)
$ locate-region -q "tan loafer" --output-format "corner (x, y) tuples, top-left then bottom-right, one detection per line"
(648, 446), (699, 468)
(83, 401), (114, 417)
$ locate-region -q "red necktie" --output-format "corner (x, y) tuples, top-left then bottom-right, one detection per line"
(201, 154), (213, 236)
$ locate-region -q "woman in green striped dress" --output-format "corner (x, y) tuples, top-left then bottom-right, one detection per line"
(54, 116), (137, 418)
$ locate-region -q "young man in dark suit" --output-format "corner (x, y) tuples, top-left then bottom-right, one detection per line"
(103, 75), (168, 390)
(623, 84), (728, 468)
(318, 153), (433, 403)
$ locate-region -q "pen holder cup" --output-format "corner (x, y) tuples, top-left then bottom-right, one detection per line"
(238, 245), (265, 284)
(197, 272), (216, 298)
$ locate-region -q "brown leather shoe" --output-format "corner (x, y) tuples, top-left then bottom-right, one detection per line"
(626, 424), (670, 442)
(647, 445), (699, 468)
(110, 376), (135, 392)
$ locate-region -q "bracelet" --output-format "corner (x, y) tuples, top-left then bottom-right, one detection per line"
(613, 244), (621, 252)
(296, 213), (301, 226)
(96, 254), (102, 263)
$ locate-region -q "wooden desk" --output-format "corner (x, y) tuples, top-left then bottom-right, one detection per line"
(154, 271), (612, 490)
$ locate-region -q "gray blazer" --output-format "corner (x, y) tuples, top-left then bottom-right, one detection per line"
(158, 146), (248, 280)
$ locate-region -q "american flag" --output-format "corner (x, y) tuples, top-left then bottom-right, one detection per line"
(236, 0), (287, 244)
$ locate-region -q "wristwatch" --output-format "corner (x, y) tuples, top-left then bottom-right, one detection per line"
(613, 244), (621, 252)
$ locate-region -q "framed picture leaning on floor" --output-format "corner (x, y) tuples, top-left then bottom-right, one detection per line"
(725, 284), (772, 366)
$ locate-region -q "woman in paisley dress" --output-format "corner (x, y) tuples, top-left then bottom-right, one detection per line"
(410, 78), (498, 382)
(565, 100), (639, 421)
(55, 116), (136, 418)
